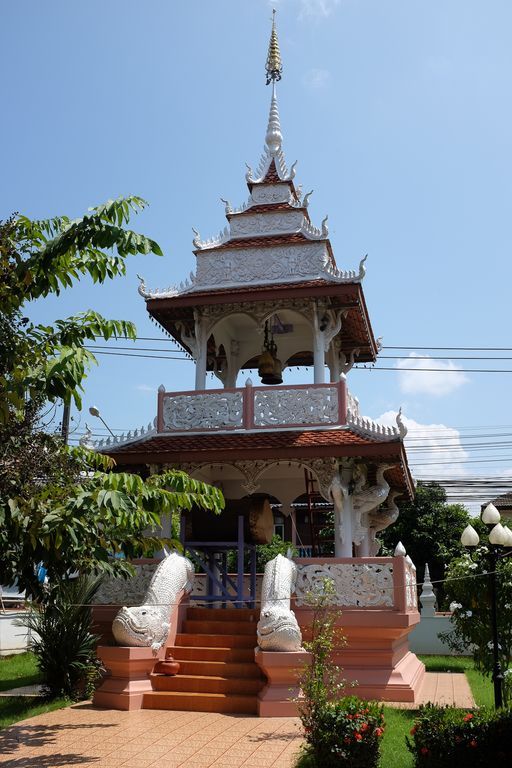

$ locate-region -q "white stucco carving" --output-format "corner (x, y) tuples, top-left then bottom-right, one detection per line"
(253, 386), (339, 427)
(257, 554), (303, 652)
(368, 490), (400, 556)
(295, 563), (394, 608)
(249, 184), (291, 205)
(229, 210), (304, 238)
(163, 392), (243, 431)
(94, 563), (158, 606)
(351, 464), (391, 545)
(405, 558), (418, 612)
(112, 551), (195, 653)
(301, 457), (338, 501)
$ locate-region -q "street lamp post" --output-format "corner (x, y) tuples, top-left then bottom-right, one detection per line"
(461, 503), (512, 709)
(88, 405), (116, 438)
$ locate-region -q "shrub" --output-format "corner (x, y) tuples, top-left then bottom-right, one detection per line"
(296, 578), (384, 768)
(22, 575), (103, 700)
(297, 697), (385, 768)
(440, 544), (512, 702)
(407, 703), (512, 767)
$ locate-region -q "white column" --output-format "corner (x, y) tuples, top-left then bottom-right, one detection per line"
(312, 303), (325, 384)
(194, 311), (207, 390)
(331, 462), (354, 557)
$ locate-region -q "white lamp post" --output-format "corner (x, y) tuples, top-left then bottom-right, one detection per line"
(460, 503), (512, 709)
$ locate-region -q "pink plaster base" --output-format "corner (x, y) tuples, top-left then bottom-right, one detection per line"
(255, 649), (310, 717)
(93, 646), (164, 711)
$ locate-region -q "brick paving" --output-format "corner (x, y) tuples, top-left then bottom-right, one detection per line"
(0, 673), (475, 768)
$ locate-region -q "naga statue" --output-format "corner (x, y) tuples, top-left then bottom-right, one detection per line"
(257, 554), (303, 652)
(112, 550), (195, 654)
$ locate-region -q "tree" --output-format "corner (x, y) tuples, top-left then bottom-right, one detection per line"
(441, 544), (512, 702)
(379, 482), (473, 606)
(0, 199), (224, 599)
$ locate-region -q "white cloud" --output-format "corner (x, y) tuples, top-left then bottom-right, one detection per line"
(298, 0), (341, 20)
(377, 411), (469, 480)
(303, 67), (331, 89)
(396, 353), (469, 397)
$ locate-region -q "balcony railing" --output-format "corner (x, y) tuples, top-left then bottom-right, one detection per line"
(157, 380), (347, 434)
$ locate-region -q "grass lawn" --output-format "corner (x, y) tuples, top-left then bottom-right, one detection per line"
(0, 652), (41, 692)
(0, 653), (69, 730)
(377, 655), (493, 768)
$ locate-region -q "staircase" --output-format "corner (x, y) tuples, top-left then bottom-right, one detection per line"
(143, 606), (265, 714)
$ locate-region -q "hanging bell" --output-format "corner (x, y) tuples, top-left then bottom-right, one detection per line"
(258, 319), (283, 385)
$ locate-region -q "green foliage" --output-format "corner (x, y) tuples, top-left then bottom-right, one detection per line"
(379, 482), (473, 606)
(21, 575), (103, 700)
(0, 197), (161, 420)
(440, 544), (512, 695)
(0, 200), (224, 599)
(1, 467), (224, 599)
(296, 579), (385, 768)
(226, 535), (297, 573)
(406, 704), (512, 767)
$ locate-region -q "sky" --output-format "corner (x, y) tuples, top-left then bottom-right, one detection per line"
(2, 0), (512, 508)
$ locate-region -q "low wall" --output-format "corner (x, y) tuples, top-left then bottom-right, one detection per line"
(0, 611), (32, 656)
(408, 613), (471, 656)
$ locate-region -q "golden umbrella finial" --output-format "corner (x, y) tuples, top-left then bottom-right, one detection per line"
(265, 9), (283, 85)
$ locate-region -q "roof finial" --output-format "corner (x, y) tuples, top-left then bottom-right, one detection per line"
(265, 9), (283, 85)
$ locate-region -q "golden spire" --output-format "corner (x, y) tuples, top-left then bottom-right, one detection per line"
(265, 9), (283, 85)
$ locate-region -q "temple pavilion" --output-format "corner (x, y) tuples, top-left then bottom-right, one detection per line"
(91, 16), (423, 714)
(96, 16), (413, 561)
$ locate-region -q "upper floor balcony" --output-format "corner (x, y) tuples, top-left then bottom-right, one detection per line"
(157, 379), (347, 435)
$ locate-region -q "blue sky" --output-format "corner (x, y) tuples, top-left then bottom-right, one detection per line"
(2, 0), (512, 504)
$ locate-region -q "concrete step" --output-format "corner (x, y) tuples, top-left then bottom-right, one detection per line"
(168, 645), (255, 663)
(176, 659), (262, 679)
(175, 633), (256, 649)
(186, 607), (259, 623)
(182, 620), (258, 636)
(143, 691), (258, 715)
(151, 673), (264, 695)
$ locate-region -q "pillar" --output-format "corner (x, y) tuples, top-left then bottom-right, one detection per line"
(194, 310), (207, 390)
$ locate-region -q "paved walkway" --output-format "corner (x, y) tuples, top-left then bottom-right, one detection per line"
(0, 673), (475, 768)
(0, 707), (303, 768)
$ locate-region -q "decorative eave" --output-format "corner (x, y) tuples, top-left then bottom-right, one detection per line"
(143, 280), (378, 364)
(97, 428), (414, 499)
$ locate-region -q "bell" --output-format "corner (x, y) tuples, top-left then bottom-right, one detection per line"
(258, 319), (283, 385)
(258, 350), (283, 385)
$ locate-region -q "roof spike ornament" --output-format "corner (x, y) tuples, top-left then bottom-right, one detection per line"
(264, 11), (283, 155)
(265, 9), (283, 85)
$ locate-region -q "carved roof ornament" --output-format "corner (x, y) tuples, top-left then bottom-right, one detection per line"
(265, 9), (283, 85)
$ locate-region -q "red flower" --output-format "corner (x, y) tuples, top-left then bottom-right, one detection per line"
(470, 739), (477, 748)
(344, 737), (351, 744)
(464, 713), (473, 722)
(375, 728), (384, 738)
(354, 733), (362, 741)
(361, 723), (369, 732)
(421, 747), (429, 755)
(410, 726), (417, 735)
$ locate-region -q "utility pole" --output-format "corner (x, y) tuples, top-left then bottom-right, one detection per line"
(61, 401), (71, 444)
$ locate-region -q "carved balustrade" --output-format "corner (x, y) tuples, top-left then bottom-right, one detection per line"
(293, 556), (417, 613)
(157, 380), (347, 434)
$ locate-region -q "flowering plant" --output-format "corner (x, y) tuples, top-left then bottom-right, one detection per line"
(295, 578), (384, 768)
(440, 544), (512, 701)
(407, 703), (512, 767)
